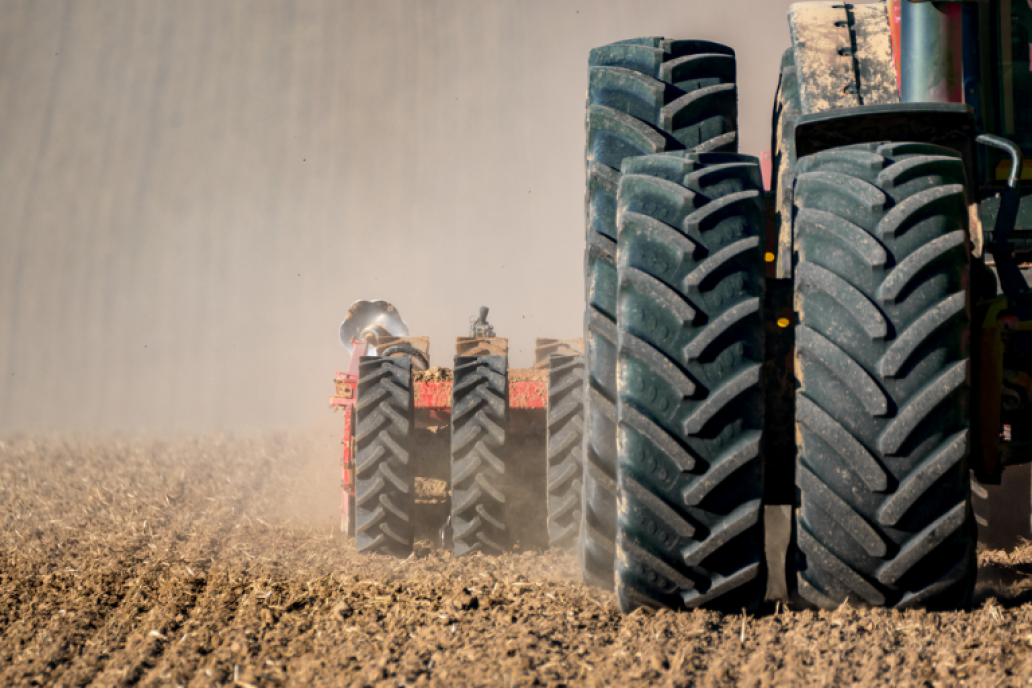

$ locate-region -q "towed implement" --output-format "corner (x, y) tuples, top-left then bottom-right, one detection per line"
(331, 300), (584, 557)
(577, 0), (1032, 612)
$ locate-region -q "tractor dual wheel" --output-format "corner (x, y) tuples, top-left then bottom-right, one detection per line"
(583, 37), (739, 590)
(771, 48), (801, 274)
(613, 152), (767, 613)
(547, 354), (585, 551)
(355, 355), (416, 557)
(792, 142), (975, 610)
(451, 355), (510, 556)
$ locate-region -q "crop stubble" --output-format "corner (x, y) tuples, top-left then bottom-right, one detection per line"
(2, 435), (1032, 687)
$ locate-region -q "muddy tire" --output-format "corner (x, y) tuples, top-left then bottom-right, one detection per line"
(792, 142), (975, 610)
(613, 152), (766, 612)
(582, 37), (738, 589)
(547, 355), (585, 551)
(771, 48), (801, 270)
(451, 355), (509, 556)
(355, 356), (415, 557)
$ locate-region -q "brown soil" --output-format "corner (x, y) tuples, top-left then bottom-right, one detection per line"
(3, 435), (1032, 687)
(414, 367), (452, 383)
(415, 478), (448, 503)
(411, 368), (546, 384)
(508, 369), (548, 383)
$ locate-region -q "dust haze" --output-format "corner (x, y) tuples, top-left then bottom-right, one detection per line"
(0, 0), (867, 432)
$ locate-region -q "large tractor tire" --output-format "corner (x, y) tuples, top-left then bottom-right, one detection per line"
(451, 355), (510, 556)
(771, 48), (801, 273)
(583, 37), (738, 589)
(355, 356), (415, 557)
(547, 354), (585, 551)
(614, 152), (766, 613)
(793, 142), (975, 610)
(762, 49), (804, 510)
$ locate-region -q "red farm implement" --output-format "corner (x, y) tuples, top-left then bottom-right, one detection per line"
(331, 301), (583, 557)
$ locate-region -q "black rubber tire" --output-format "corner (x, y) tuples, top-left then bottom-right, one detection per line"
(771, 48), (800, 254)
(614, 152), (766, 613)
(380, 345), (429, 370)
(582, 37), (738, 590)
(355, 355), (414, 557)
(792, 142), (975, 610)
(971, 477), (990, 531)
(451, 355), (509, 556)
(547, 354), (585, 551)
(762, 51), (801, 507)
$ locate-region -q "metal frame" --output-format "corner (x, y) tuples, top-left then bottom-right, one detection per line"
(329, 338), (368, 534)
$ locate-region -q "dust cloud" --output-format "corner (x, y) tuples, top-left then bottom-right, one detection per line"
(0, 0), (874, 432)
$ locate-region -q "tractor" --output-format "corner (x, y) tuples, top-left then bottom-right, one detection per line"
(330, 300), (584, 557)
(578, 0), (1032, 612)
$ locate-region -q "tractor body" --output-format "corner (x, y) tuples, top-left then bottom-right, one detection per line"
(769, 0), (1032, 488)
(576, 0), (1032, 613)
(327, 0), (1032, 614)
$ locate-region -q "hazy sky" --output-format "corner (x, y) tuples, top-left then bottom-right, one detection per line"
(0, 0), (877, 431)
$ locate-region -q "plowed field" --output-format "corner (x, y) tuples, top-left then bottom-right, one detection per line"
(3, 435), (1032, 687)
